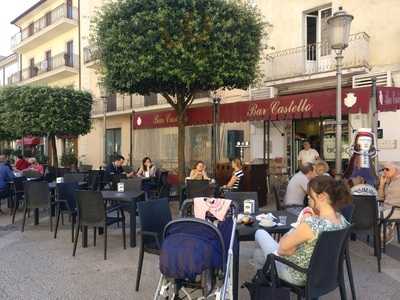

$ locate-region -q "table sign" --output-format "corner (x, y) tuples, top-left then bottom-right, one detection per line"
(243, 199), (255, 214)
(117, 182), (125, 192)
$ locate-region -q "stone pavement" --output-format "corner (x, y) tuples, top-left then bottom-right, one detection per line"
(1, 207), (400, 300)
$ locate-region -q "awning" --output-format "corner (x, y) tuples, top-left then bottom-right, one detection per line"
(16, 136), (41, 146)
(132, 86), (400, 129)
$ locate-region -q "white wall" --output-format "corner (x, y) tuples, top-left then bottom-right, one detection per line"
(250, 121), (286, 160)
(377, 111), (400, 164)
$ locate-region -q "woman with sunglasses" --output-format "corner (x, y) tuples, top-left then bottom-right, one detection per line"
(254, 176), (350, 286)
(378, 163), (400, 219)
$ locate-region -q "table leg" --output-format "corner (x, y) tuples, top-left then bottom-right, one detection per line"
(129, 201), (137, 248)
(34, 208), (39, 225)
(82, 226), (88, 248)
(50, 191), (56, 217)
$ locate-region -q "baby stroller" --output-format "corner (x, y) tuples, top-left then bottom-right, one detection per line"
(153, 198), (238, 300)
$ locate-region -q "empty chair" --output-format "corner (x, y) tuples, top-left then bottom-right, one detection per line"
(186, 179), (211, 199)
(120, 177), (143, 192)
(22, 169), (42, 179)
(21, 181), (52, 232)
(54, 182), (79, 242)
(224, 191), (258, 213)
(64, 173), (86, 183)
(135, 198), (172, 291)
(11, 176), (26, 224)
(351, 195), (381, 272)
(73, 190), (126, 260)
(86, 170), (102, 191)
(268, 226), (352, 300)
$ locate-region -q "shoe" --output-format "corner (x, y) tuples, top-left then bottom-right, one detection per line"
(381, 224), (395, 246)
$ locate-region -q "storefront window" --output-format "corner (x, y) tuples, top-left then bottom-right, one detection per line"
(106, 128), (121, 162)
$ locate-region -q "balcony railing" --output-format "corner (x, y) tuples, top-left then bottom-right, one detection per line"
(8, 53), (78, 84)
(91, 96), (142, 115)
(11, 4), (78, 48)
(263, 32), (370, 82)
(83, 46), (99, 64)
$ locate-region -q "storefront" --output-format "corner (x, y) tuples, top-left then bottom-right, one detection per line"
(132, 86), (400, 176)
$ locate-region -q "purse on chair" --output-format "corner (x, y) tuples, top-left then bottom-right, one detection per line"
(243, 255), (291, 300)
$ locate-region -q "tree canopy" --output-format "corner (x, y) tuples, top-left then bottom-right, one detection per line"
(93, 0), (265, 182)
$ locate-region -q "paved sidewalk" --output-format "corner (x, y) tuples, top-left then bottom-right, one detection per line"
(1, 208), (400, 299)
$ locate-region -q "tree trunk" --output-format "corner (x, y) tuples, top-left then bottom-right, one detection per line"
(177, 111), (186, 185)
(50, 135), (58, 168)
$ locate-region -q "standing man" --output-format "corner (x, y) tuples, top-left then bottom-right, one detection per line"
(298, 141), (320, 168)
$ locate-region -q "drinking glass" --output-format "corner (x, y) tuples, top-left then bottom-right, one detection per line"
(279, 215), (287, 225)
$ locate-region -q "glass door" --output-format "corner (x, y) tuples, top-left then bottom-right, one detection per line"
(106, 128), (121, 163)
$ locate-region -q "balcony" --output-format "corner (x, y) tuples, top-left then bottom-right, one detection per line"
(83, 46), (100, 69)
(11, 4), (78, 52)
(8, 52), (78, 85)
(91, 95), (141, 117)
(263, 32), (370, 86)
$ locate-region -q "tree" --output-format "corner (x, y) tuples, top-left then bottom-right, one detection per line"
(93, 0), (265, 182)
(0, 86), (92, 167)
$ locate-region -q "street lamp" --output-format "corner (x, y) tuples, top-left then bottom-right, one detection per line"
(100, 87), (109, 167)
(327, 7), (353, 177)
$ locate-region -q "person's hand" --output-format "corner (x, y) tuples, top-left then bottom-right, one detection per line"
(380, 175), (387, 187)
(299, 207), (315, 223)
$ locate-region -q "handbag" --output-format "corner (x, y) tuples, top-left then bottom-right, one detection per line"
(243, 255), (291, 300)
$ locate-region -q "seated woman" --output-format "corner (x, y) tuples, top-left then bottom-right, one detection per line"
(27, 157), (44, 175)
(136, 157), (157, 178)
(222, 158), (244, 191)
(189, 161), (210, 180)
(254, 176), (350, 286)
(314, 160), (330, 176)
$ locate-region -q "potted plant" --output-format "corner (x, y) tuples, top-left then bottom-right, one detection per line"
(61, 153), (78, 169)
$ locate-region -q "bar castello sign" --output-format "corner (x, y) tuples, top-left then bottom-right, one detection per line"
(246, 98), (313, 118)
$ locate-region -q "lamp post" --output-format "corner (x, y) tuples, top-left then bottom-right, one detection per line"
(100, 87), (109, 167)
(327, 7), (353, 177)
(212, 93), (222, 179)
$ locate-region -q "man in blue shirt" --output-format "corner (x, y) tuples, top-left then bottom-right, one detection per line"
(0, 155), (15, 213)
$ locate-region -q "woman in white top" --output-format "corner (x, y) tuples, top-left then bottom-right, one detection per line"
(137, 157), (157, 178)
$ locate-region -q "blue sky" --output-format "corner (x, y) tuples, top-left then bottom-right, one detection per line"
(0, 0), (38, 56)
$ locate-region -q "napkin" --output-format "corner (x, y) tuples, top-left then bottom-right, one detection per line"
(256, 213), (277, 221)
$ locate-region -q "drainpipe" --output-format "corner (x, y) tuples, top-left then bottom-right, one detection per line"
(78, 0), (82, 90)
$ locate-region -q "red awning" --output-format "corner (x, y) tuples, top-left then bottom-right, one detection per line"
(16, 136), (41, 146)
(133, 87), (383, 129)
(219, 87), (371, 123)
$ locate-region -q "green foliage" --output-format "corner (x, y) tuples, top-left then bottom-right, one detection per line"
(0, 86), (93, 138)
(92, 0), (265, 98)
(61, 153), (78, 167)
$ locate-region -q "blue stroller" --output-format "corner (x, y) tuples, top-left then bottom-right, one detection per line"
(153, 199), (238, 300)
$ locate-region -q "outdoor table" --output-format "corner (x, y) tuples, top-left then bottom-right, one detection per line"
(80, 190), (145, 248)
(237, 210), (297, 242)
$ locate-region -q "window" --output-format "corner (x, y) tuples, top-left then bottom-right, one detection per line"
(45, 50), (52, 71)
(106, 128), (121, 163)
(65, 40), (73, 67)
(106, 94), (117, 112)
(227, 130), (244, 160)
(66, 0), (73, 19)
(144, 93), (158, 106)
(305, 7), (332, 60)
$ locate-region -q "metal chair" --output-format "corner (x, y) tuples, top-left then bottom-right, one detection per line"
(120, 177), (143, 192)
(72, 190), (126, 260)
(186, 179), (211, 199)
(21, 181), (52, 232)
(224, 191), (258, 213)
(268, 226), (352, 300)
(64, 173), (86, 183)
(11, 176), (26, 224)
(135, 198), (172, 291)
(54, 182), (79, 242)
(22, 169), (42, 179)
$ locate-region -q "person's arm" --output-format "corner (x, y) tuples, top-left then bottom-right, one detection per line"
(136, 167), (144, 177)
(150, 165), (157, 177)
(278, 222), (315, 256)
(225, 175), (238, 188)
(378, 176), (387, 200)
(189, 170), (196, 179)
(298, 150), (304, 168)
(5, 167), (15, 181)
(203, 171), (210, 180)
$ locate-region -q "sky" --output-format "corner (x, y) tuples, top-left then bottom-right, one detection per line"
(0, 0), (39, 57)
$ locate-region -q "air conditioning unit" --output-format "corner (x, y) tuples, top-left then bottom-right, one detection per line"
(248, 86), (277, 100)
(352, 71), (392, 88)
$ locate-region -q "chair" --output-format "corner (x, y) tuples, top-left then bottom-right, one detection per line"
(72, 190), (126, 260)
(120, 177), (143, 192)
(11, 176), (26, 224)
(268, 226), (352, 300)
(22, 169), (42, 179)
(21, 181), (52, 232)
(79, 164), (93, 173)
(272, 185), (285, 211)
(86, 170), (102, 191)
(379, 202), (400, 253)
(157, 170), (170, 198)
(351, 195), (381, 272)
(135, 198), (172, 291)
(224, 191), (258, 213)
(186, 179), (211, 199)
(54, 182), (79, 242)
(64, 173), (86, 183)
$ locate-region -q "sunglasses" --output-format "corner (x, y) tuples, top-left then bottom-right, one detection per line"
(382, 168), (391, 172)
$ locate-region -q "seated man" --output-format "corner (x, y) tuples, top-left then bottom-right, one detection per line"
(0, 155), (15, 213)
(283, 163), (315, 215)
(105, 155), (134, 178)
(379, 162), (400, 218)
